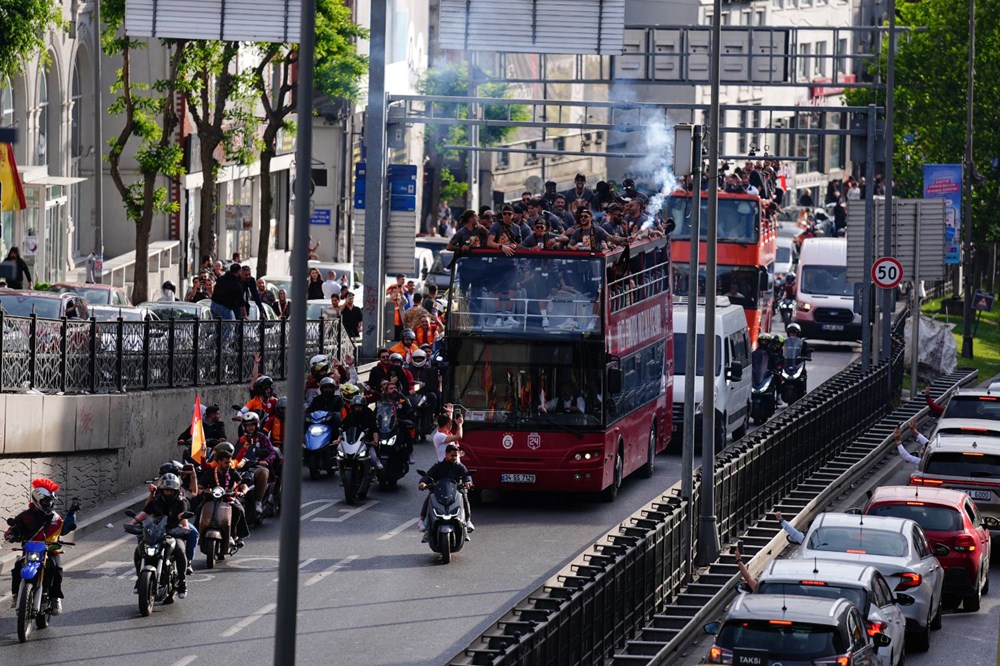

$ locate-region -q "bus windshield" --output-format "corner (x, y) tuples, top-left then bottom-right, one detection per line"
(672, 264), (761, 308)
(448, 254), (604, 336)
(446, 338), (606, 428)
(667, 195), (760, 244)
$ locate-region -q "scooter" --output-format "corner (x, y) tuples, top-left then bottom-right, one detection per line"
(778, 297), (795, 327)
(418, 471), (472, 564)
(124, 510), (192, 616)
(375, 400), (411, 490)
(749, 347), (777, 425)
(337, 427), (375, 505)
(779, 337), (810, 404)
(242, 461), (282, 526)
(304, 410), (339, 480)
(197, 485), (250, 568)
(6, 529), (72, 643)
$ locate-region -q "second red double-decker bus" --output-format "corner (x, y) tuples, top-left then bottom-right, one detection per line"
(667, 189), (778, 346)
(442, 238), (673, 501)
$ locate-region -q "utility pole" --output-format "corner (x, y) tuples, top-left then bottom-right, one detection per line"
(961, 0), (976, 358)
(882, 0), (897, 363)
(93, 0), (104, 283)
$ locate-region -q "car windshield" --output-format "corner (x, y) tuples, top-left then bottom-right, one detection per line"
(799, 265), (852, 296)
(672, 332), (721, 376)
(755, 582), (868, 615)
(925, 452), (1000, 479)
(867, 503), (964, 532)
(672, 264), (761, 307)
(807, 526), (909, 557)
(52, 286), (111, 304)
(449, 254), (604, 336)
(716, 620), (844, 659)
(145, 305), (201, 321)
(0, 295), (62, 318)
(776, 246), (792, 266)
(942, 396), (1000, 421)
(668, 195), (760, 244)
(446, 338), (606, 428)
(91, 307), (147, 322)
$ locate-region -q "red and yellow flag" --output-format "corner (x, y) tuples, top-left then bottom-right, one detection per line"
(190, 395), (206, 463)
(0, 143), (26, 212)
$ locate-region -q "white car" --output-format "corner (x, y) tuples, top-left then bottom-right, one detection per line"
(795, 512), (944, 652)
(755, 559), (910, 665)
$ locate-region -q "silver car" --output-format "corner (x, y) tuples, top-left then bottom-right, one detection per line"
(795, 512), (944, 652)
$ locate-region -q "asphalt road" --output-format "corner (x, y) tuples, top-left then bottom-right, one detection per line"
(0, 350), (857, 666)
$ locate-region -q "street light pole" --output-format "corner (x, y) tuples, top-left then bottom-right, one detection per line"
(882, 0), (897, 363)
(961, 0), (976, 358)
(93, 0), (104, 283)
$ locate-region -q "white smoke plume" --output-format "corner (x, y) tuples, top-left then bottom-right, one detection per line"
(630, 114), (680, 231)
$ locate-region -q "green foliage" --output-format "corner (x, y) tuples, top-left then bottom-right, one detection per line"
(315, 0), (369, 102)
(439, 167), (468, 202)
(33, 281), (50, 291)
(845, 0), (1000, 248)
(0, 0), (62, 78)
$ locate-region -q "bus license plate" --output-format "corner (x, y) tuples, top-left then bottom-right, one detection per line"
(822, 324), (845, 331)
(968, 489), (992, 501)
(501, 473), (536, 484)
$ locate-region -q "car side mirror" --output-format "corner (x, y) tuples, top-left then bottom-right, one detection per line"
(874, 632), (892, 648)
(124, 509), (137, 518)
(725, 363), (743, 382)
(703, 621), (720, 635)
(894, 593), (915, 607)
(933, 543), (950, 557)
(607, 368), (623, 394)
(982, 516), (1000, 529)
(844, 507), (862, 515)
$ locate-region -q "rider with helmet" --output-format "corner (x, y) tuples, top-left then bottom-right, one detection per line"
(198, 442), (251, 546)
(4, 478), (80, 614)
(240, 375), (277, 420)
(407, 348), (440, 431)
(369, 348), (411, 397)
(128, 474), (192, 597)
(234, 413), (281, 516)
(340, 394), (383, 470)
(305, 354), (331, 403)
(389, 329), (418, 363)
(308, 376), (344, 415)
(784, 322), (811, 358)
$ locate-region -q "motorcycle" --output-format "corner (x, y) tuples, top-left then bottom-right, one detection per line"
(304, 410), (339, 480)
(337, 426), (375, 505)
(418, 470), (473, 564)
(778, 297), (795, 327)
(749, 347), (777, 425)
(779, 337), (810, 404)
(408, 379), (436, 441)
(6, 528), (72, 643)
(242, 462), (282, 527)
(198, 485), (250, 568)
(124, 510), (192, 616)
(375, 400), (411, 490)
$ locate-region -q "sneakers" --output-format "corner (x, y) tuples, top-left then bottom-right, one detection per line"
(133, 581), (139, 594)
(492, 317), (504, 327)
(504, 316), (518, 327)
(51, 599), (62, 615)
(10, 595), (16, 609)
(178, 584), (187, 600)
(421, 533), (429, 543)
(255, 501), (264, 515)
(467, 521), (476, 532)
(542, 316), (550, 327)
(186, 565), (194, 575)
(417, 519), (426, 532)
(235, 537), (245, 549)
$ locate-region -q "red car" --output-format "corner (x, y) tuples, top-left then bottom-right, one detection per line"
(863, 485), (998, 611)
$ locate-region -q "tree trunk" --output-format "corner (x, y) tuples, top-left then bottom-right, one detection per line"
(257, 147), (275, 277)
(132, 178), (158, 304)
(427, 144), (445, 233)
(199, 148), (218, 261)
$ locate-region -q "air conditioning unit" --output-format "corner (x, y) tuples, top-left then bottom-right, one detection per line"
(595, 131), (604, 145)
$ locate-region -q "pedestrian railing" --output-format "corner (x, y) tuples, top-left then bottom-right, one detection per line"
(0, 312), (357, 393)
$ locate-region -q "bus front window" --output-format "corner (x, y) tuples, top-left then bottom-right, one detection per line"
(667, 195), (760, 244)
(672, 265), (760, 308)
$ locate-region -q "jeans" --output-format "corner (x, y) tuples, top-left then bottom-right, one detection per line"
(210, 301), (235, 320)
(183, 525), (199, 562)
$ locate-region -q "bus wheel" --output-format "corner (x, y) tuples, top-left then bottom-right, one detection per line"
(601, 445), (624, 502)
(640, 427), (657, 478)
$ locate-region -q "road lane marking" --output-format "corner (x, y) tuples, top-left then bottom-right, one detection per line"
(271, 557), (317, 583)
(311, 500), (378, 522)
(220, 602), (276, 637)
(300, 500), (338, 521)
(63, 534), (133, 571)
(88, 561), (134, 578)
(303, 555), (358, 587)
(377, 518), (419, 540)
(170, 657), (198, 666)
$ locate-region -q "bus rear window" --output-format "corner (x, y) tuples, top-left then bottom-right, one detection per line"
(924, 452), (1000, 479)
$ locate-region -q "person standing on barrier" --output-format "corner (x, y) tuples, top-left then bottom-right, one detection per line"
(894, 421), (930, 466)
(211, 264), (246, 321)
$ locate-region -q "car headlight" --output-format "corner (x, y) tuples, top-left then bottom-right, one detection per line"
(796, 301), (811, 312)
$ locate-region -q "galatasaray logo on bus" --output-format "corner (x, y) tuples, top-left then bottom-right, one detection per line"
(501, 433), (514, 449)
(527, 432), (541, 450)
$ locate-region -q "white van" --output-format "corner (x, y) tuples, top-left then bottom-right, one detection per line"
(672, 299), (752, 450)
(794, 237), (861, 340)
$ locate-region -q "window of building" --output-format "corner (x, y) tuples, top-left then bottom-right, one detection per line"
(793, 112), (822, 173)
(815, 41), (827, 77)
(798, 43), (811, 80)
(36, 70), (48, 164)
(827, 112), (846, 170)
(71, 64), (82, 160)
(837, 38), (850, 75)
(0, 76), (13, 127)
(755, 10), (766, 25)
(497, 150), (509, 168)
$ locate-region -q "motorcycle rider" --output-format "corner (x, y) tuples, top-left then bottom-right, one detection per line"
(308, 377), (344, 415)
(340, 394), (384, 470)
(784, 323), (812, 359)
(239, 375), (278, 419)
(369, 348), (411, 396)
(234, 413), (281, 516)
(773, 273), (796, 313)
(305, 354), (331, 403)
(380, 380), (416, 464)
(5, 478), (79, 614)
(417, 444), (475, 542)
(198, 442), (251, 547)
(148, 461), (200, 572)
(389, 329), (419, 363)
(263, 397), (287, 449)
(177, 404), (227, 463)
(407, 349), (440, 423)
(127, 474), (191, 599)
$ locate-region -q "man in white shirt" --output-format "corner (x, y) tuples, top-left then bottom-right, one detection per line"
(432, 405), (464, 462)
(894, 420), (929, 466)
(541, 383), (585, 414)
(321, 271), (340, 299)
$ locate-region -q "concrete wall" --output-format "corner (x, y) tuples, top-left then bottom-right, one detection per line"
(0, 381), (284, 521)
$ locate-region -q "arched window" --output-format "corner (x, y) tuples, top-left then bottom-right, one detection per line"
(37, 69), (49, 164)
(71, 64), (82, 159)
(0, 76), (13, 128)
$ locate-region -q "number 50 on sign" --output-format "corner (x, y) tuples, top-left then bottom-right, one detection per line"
(872, 256), (903, 289)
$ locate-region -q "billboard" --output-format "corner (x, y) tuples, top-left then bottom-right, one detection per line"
(922, 164), (962, 265)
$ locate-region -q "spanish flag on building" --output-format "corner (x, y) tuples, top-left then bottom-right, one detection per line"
(0, 143), (26, 212)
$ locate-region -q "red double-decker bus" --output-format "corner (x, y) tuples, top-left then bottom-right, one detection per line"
(667, 190), (778, 346)
(442, 238), (673, 500)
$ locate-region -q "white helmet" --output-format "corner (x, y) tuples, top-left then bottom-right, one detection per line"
(411, 349), (428, 367)
(158, 473), (182, 492)
(242, 412), (261, 427)
(30, 486), (57, 515)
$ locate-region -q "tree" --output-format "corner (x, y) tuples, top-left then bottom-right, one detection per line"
(416, 63), (528, 223)
(0, 0), (62, 78)
(248, 0), (367, 277)
(178, 41), (259, 262)
(102, 0), (186, 303)
(844, 0), (1000, 289)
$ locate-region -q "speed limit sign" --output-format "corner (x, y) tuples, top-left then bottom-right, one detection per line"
(872, 256), (904, 289)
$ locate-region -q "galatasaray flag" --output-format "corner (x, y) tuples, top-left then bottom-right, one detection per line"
(190, 395), (206, 463)
(0, 143), (26, 212)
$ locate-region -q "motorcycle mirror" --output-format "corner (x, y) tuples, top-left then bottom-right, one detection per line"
(181, 511), (195, 519)
(6, 517), (15, 526)
(416, 469), (427, 476)
(231, 404), (241, 410)
(124, 509), (137, 518)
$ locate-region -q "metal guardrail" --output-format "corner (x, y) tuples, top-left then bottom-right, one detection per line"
(450, 309), (911, 666)
(0, 312), (356, 393)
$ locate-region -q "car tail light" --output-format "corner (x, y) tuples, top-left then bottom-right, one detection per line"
(708, 646), (725, 663)
(866, 620), (885, 637)
(814, 657), (850, 666)
(955, 535), (978, 552)
(911, 477), (944, 486)
(896, 572), (922, 590)
(800, 580), (827, 586)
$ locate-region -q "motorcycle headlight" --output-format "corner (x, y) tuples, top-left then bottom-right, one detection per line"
(337, 446), (346, 457)
(145, 546), (158, 557)
(309, 426), (325, 435)
(384, 436), (396, 448)
(25, 551), (43, 563)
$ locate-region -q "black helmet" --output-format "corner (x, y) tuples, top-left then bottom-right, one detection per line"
(320, 376), (336, 392)
(786, 323), (801, 336)
(402, 329), (416, 344)
(159, 460), (184, 477)
(351, 395), (366, 407)
(213, 441), (235, 458)
(253, 375), (274, 395)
